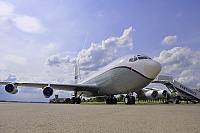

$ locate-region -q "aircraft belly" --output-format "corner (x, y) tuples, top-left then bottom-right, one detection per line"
(113, 69), (147, 94)
(115, 71), (151, 93)
(98, 67), (152, 96)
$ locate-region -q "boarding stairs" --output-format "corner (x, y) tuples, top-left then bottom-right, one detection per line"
(152, 74), (200, 103)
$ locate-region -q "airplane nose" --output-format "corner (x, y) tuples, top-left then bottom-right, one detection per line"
(144, 60), (161, 79)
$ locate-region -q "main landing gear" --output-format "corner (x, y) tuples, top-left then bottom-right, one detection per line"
(71, 91), (82, 104)
(105, 94), (136, 105)
(106, 96), (117, 104)
(124, 94), (135, 105)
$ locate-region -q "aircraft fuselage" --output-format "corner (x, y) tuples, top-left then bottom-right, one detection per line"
(80, 54), (161, 97)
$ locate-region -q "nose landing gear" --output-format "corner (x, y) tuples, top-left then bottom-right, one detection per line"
(71, 91), (83, 104)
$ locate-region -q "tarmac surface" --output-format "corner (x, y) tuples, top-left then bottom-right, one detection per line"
(0, 102), (200, 133)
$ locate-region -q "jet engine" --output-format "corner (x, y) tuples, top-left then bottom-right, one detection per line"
(144, 90), (158, 99)
(43, 86), (53, 98)
(137, 90), (158, 100)
(5, 84), (18, 94)
(156, 90), (168, 99)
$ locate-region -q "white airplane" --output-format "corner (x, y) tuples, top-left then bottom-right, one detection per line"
(0, 54), (161, 104)
(136, 87), (168, 100)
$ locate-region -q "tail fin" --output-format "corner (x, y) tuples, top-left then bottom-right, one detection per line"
(74, 61), (80, 84)
(74, 33), (87, 84)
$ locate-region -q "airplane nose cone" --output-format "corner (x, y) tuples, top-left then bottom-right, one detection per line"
(144, 60), (161, 79)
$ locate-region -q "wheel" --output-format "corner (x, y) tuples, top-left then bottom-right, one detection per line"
(176, 100), (179, 104)
(176, 96), (180, 104)
(65, 98), (71, 103)
(106, 98), (110, 104)
(71, 97), (76, 104)
(130, 96), (135, 104)
(125, 96), (130, 104)
(106, 98), (111, 104)
(113, 98), (117, 104)
(76, 97), (81, 104)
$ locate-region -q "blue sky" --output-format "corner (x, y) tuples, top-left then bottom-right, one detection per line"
(0, 0), (200, 102)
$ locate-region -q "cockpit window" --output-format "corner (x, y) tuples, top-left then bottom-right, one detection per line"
(134, 57), (138, 61)
(129, 55), (151, 62)
(129, 58), (134, 62)
(137, 55), (152, 60)
(129, 57), (138, 62)
(138, 56), (148, 60)
(147, 56), (152, 59)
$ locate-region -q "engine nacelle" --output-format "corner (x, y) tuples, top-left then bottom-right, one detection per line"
(137, 90), (158, 100)
(156, 90), (168, 99)
(5, 84), (18, 94)
(43, 86), (53, 98)
(144, 90), (158, 99)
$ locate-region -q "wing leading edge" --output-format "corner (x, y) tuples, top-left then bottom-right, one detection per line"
(0, 82), (98, 92)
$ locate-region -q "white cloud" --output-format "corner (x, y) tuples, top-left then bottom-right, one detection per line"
(45, 54), (76, 66)
(0, 62), (5, 69)
(6, 55), (27, 65)
(45, 54), (62, 66)
(0, 1), (14, 26)
(46, 27), (135, 71)
(2, 74), (17, 82)
(0, 1), (45, 33)
(13, 15), (44, 33)
(154, 47), (200, 88)
(0, 1), (14, 17)
(161, 35), (177, 45)
(42, 43), (59, 53)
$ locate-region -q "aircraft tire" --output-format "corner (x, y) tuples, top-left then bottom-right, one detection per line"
(113, 98), (117, 104)
(106, 98), (117, 104)
(176, 100), (179, 104)
(106, 98), (110, 104)
(71, 97), (76, 104)
(176, 96), (180, 104)
(125, 96), (130, 104)
(76, 97), (81, 104)
(130, 96), (135, 104)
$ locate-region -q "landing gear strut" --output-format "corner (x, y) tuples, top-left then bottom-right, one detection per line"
(71, 91), (82, 104)
(125, 93), (135, 105)
(106, 96), (117, 104)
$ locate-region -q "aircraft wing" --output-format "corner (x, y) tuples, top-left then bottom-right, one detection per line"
(0, 82), (99, 92)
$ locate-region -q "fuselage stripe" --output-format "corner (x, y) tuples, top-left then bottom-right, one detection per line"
(83, 66), (153, 84)
(110, 66), (154, 80)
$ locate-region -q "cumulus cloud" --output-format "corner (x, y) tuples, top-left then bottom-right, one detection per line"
(46, 54), (76, 66)
(13, 15), (44, 33)
(161, 35), (177, 45)
(46, 27), (134, 71)
(0, 62), (5, 69)
(0, 1), (44, 33)
(2, 74), (17, 82)
(42, 43), (59, 53)
(154, 47), (200, 88)
(6, 55), (27, 65)
(0, 1), (14, 17)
